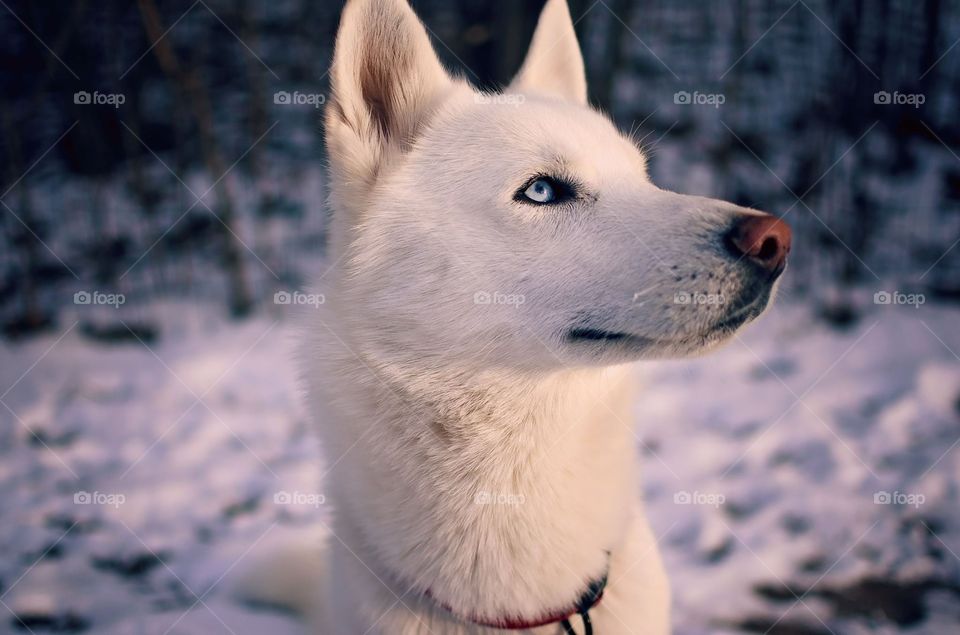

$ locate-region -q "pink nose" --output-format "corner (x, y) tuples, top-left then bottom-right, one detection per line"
(727, 214), (792, 274)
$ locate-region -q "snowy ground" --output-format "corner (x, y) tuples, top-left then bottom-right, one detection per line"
(2, 298), (959, 634)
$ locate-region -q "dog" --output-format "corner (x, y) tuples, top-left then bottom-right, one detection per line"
(236, 0), (791, 632)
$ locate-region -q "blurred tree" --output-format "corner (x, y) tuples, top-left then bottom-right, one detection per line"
(135, 0), (254, 317)
(2, 109), (51, 336)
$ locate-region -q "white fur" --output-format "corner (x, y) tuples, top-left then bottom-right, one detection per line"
(238, 0), (785, 633)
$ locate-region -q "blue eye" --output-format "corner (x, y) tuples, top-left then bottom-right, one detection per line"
(524, 178), (556, 203)
(515, 175), (577, 205)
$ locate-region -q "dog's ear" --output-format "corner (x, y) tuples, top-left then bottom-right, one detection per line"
(325, 0), (454, 202)
(509, 0), (587, 104)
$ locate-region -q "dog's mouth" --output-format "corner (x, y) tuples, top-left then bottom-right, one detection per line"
(566, 287), (772, 351)
(709, 287), (771, 334)
(567, 328), (641, 343)
(566, 327), (663, 349)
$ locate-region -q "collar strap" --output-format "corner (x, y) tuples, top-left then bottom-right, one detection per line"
(434, 573), (608, 631)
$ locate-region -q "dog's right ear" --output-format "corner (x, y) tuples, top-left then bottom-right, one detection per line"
(325, 0), (454, 207)
(509, 0), (587, 104)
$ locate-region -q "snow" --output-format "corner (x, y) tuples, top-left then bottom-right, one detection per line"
(2, 299), (959, 634)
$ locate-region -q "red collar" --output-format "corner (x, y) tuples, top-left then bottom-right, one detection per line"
(430, 573), (608, 631)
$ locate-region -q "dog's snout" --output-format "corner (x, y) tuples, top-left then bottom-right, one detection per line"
(726, 214), (792, 274)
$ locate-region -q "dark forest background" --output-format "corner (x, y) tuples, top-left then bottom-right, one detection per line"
(2, 0), (959, 339)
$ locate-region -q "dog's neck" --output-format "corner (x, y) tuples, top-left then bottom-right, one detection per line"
(309, 312), (641, 623)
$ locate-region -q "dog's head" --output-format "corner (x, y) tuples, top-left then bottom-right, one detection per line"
(323, 0), (790, 370)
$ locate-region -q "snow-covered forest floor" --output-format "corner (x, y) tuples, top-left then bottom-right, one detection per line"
(4, 0), (960, 632)
(2, 298), (959, 634)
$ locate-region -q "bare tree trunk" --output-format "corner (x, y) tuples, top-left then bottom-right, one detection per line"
(494, 0), (538, 86)
(136, 0), (255, 317)
(588, 0), (631, 112)
(122, 108), (158, 223)
(236, 0), (275, 271)
(2, 109), (48, 334)
(237, 0), (270, 185)
(2, 0), (86, 335)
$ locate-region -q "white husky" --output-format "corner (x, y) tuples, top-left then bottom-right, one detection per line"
(239, 0), (791, 633)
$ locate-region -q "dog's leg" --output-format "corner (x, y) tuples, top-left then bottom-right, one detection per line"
(230, 529), (328, 627)
(590, 508), (671, 635)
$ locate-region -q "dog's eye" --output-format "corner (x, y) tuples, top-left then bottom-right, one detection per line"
(517, 176), (574, 205)
(524, 178), (556, 203)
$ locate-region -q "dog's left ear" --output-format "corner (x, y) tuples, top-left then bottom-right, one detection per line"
(509, 0), (587, 104)
(325, 0), (455, 208)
